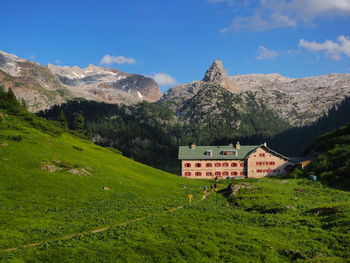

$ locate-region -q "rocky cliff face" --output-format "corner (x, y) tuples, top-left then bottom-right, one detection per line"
(160, 60), (350, 126)
(0, 51), (162, 112)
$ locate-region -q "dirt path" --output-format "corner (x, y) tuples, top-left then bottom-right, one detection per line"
(3, 190), (215, 253)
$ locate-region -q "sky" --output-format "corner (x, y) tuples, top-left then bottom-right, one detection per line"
(1, 0), (350, 92)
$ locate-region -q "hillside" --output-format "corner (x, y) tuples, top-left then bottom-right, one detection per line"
(1, 88), (350, 262)
(37, 99), (183, 172)
(304, 123), (350, 189)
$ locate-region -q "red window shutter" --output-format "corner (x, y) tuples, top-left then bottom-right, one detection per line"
(223, 163), (228, 167)
(231, 163), (237, 167)
(185, 172), (191, 176)
(240, 163), (244, 167)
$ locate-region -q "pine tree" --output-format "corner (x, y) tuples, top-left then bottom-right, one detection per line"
(58, 110), (68, 129)
(6, 88), (17, 103)
(73, 113), (84, 131)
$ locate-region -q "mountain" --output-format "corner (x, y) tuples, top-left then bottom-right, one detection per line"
(177, 83), (290, 140)
(0, 50), (162, 112)
(268, 96), (350, 156)
(159, 60), (350, 126)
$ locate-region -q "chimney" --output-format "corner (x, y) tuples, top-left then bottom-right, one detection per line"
(236, 141), (241, 150)
(229, 143), (233, 147)
(190, 143), (196, 150)
(263, 142), (267, 147)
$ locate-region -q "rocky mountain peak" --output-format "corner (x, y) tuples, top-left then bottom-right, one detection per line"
(203, 60), (227, 83)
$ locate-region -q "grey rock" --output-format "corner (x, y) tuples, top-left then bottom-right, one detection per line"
(0, 51), (162, 112)
(159, 60), (350, 126)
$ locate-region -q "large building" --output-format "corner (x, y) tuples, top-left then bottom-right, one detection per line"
(178, 142), (296, 179)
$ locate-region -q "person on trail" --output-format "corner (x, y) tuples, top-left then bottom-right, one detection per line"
(203, 186), (207, 194)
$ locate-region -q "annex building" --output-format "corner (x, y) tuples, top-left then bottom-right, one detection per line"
(178, 142), (296, 179)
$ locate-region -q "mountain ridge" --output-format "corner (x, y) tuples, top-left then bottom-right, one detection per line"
(0, 50), (162, 112)
(159, 60), (350, 126)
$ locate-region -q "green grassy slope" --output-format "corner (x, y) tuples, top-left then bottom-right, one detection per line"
(0, 112), (205, 252)
(1, 104), (350, 262)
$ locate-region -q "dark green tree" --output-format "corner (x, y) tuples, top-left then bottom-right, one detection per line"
(58, 110), (68, 129)
(73, 113), (85, 131)
(6, 88), (17, 103)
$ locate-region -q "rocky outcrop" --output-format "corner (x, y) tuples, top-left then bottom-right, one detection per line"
(0, 51), (162, 112)
(160, 60), (350, 126)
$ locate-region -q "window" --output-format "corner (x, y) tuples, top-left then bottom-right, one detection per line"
(206, 172), (212, 176)
(184, 172), (191, 176)
(240, 172), (244, 176)
(184, 163), (191, 168)
(195, 172), (202, 176)
(215, 172), (221, 176)
(259, 153), (266, 157)
(231, 171), (237, 176)
(269, 161), (275, 165)
(231, 163), (237, 167)
(240, 163), (244, 167)
(222, 150), (237, 156)
(204, 150), (212, 156)
(256, 161), (261, 165)
(223, 171), (229, 176)
(215, 163), (221, 167)
(195, 163), (202, 168)
(263, 161), (268, 165)
(206, 163), (212, 167)
(267, 169), (272, 173)
(222, 163), (229, 167)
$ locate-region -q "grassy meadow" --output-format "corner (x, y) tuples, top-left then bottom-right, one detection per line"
(0, 111), (350, 262)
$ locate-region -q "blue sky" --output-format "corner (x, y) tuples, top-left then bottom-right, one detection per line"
(1, 0), (350, 91)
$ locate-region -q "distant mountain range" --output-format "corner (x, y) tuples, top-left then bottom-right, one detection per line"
(160, 60), (350, 126)
(1, 50), (350, 128)
(0, 50), (161, 112)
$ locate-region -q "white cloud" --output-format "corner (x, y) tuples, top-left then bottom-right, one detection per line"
(256, 45), (278, 60)
(299, 35), (350, 60)
(100, 54), (136, 65)
(217, 0), (350, 31)
(151, 73), (177, 85)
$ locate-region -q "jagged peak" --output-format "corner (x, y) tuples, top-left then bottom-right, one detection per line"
(203, 60), (227, 83)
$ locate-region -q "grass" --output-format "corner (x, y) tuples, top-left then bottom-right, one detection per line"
(0, 113), (350, 262)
